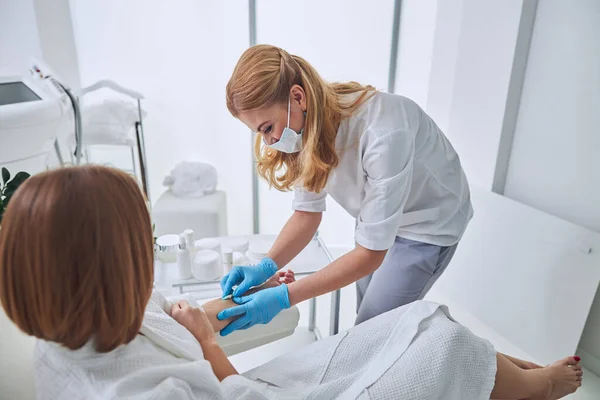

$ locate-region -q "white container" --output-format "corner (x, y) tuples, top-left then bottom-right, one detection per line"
(195, 238), (221, 253)
(177, 234), (193, 280)
(228, 238), (249, 254)
(222, 246), (234, 274)
(156, 234), (179, 263)
(246, 240), (273, 265)
(233, 252), (249, 266)
(183, 229), (195, 255)
(193, 249), (222, 281)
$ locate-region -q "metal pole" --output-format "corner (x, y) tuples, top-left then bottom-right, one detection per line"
(388, 0), (403, 93)
(249, 0), (260, 234)
(136, 99), (151, 204)
(330, 289), (341, 336)
(316, 233), (341, 336)
(308, 297), (317, 331)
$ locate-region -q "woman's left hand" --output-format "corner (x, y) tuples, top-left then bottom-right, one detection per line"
(171, 300), (215, 344)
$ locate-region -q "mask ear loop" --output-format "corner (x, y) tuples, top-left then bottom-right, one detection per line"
(287, 96), (291, 128)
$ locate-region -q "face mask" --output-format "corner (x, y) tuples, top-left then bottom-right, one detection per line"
(266, 97), (304, 154)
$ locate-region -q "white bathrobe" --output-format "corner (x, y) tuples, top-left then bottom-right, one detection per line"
(34, 291), (497, 399)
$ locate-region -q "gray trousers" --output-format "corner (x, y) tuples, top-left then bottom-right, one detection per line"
(355, 236), (458, 325)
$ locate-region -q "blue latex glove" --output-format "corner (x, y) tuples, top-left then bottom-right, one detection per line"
(220, 257), (278, 298)
(217, 284), (290, 336)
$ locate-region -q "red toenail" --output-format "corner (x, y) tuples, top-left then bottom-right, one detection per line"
(574, 356), (581, 362)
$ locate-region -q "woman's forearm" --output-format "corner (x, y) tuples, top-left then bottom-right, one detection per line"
(267, 211), (322, 269)
(287, 245), (386, 306)
(200, 278), (283, 332)
(197, 339), (238, 381)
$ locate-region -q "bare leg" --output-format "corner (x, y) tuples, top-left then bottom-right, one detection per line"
(491, 354), (582, 400)
(501, 353), (543, 370)
(201, 270), (296, 333)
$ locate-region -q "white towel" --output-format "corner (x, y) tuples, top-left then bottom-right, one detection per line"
(139, 290), (205, 361)
(234, 301), (497, 400)
(34, 295), (497, 399)
(163, 161), (218, 198)
(77, 98), (146, 146)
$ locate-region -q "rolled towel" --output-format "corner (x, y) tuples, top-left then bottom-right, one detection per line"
(163, 161), (217, 198)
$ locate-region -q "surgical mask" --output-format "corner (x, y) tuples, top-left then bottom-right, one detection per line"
(266, 98), (304, 154)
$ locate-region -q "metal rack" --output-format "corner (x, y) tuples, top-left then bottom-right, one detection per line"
(75, 80), (150, 200)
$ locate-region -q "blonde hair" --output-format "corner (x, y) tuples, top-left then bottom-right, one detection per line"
(226, 44), (376, 192)
(0, 166), (154, 353)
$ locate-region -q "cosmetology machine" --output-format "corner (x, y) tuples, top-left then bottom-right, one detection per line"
(0, 61), (72, 173)
(0, 60), (150, 199)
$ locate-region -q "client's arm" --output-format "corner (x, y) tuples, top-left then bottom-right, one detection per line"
(170, 271), (294, 382)
(171, 300), (238, 381)
(201, 270), (295, 333)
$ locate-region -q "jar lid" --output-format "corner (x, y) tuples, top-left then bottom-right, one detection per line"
(156, 234), (179, 252)
(247, 240), (273, 260)
(227, 238), (249, 253)
(195, 238), (221, 251)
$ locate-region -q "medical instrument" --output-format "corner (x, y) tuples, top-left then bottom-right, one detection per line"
(0, 61), (72, 172)
(156, 234), (179, 263)
(192, 250), (222, 281)
(176, 234), (193, 280)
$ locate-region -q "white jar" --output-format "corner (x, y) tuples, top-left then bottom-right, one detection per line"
(156, 234), (179, 263)
(228, 238), (249, 254)
(246, 240), (273, 265)
(195, 238), (221, 253)
(193, 249), (222, 281)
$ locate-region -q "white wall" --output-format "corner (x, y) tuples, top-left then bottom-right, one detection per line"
(0, 0), (42, 75)
(503, 0), (600, 373)
(394, 0), (438, 109)
(428, 0), (526, 189)
(70, 0), (253, 235)
(255, 0), (394, 248)
(33, 0), (81, 89)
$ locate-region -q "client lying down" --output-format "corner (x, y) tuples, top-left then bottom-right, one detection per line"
(0, 166), (583, 399)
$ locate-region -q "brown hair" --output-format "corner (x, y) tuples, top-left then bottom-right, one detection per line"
(0, 166), (154, 352)
(226, 44), (376, 192)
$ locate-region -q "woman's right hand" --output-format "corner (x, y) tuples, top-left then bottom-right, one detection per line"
(171, 300), (215, 344)
(220, 258), (278, 298)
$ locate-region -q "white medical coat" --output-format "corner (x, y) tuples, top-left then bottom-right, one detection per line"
(293, 92), (473, 250)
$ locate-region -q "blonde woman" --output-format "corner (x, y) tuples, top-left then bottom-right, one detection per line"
(219, 44), (473, 334)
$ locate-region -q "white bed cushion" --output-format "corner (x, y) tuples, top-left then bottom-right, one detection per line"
(200, 298), (300, 356)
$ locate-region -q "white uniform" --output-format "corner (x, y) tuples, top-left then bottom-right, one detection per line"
(293, 91), (472, 251)
(293, 92), (473, 323)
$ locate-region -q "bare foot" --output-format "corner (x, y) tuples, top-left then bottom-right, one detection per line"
(530, 357), (583, 400)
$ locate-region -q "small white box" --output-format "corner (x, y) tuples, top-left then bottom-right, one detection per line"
(152, 190), (228, 239)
